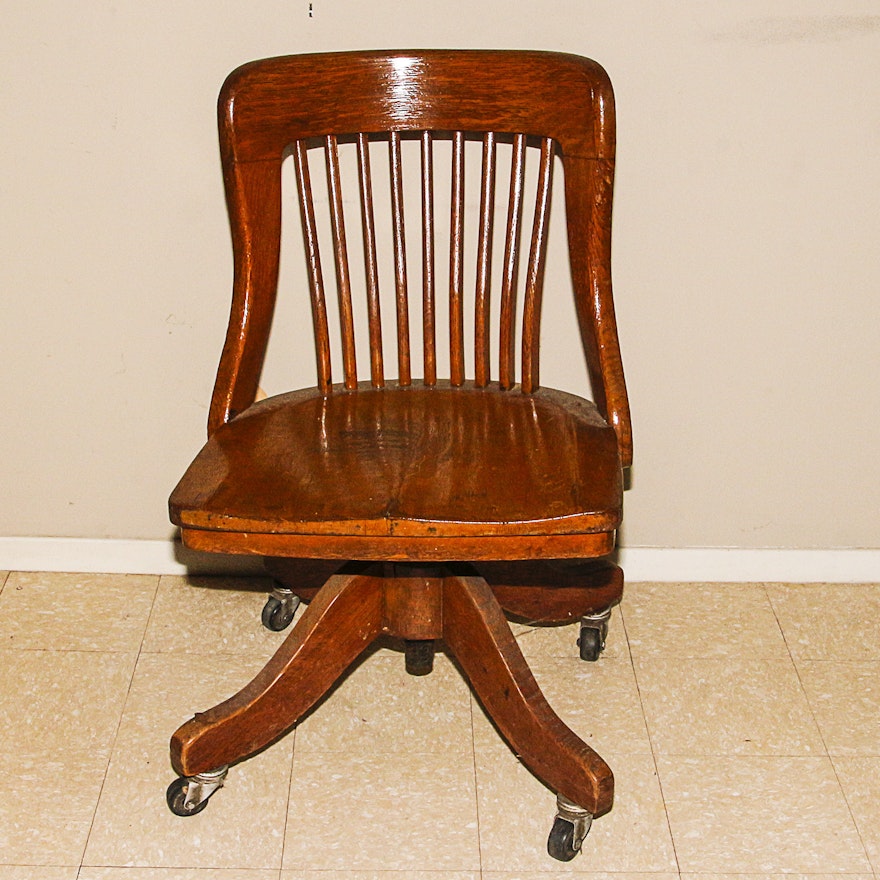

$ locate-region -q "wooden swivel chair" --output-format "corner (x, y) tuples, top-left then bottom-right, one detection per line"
(167, 49), (632, 861)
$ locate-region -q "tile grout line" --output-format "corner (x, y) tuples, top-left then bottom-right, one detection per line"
(620, 586), (682, 876)
(276, 725), (298, 879)
(766, 582), (877, 873)
(467, 688), (485, 879)
(75, 573), (162, 875)
(829, 757), (879, 875)
(277, 603), (305, 878)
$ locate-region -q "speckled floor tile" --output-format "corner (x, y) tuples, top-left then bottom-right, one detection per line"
(0, 648), (136, 752)
(295, 649), (473, 755)
(283, 747), (480, 871)
(799, 661), (880, 755)
(0, 749), (109, 866)
(282, 873), (480, 879)
(510, 605), (628, 663)
(472, 656), (651, 757)
(658, 755), (869, 872)
(143, 574), (281, 658)
(0, 572), (158, 651)
(483, 874), (679, 880)
(622, 582), (788, 659)
(475, 735), (676, 872)
(79, 870), (282, 879)
(833, 756), (880, 871)
(5, 569), (876, 876)
(681, 875), (874, 880)
(635, 656), (825, 756)
(0, 869), (79, 879)
(768, 583), (880, 660)
(83, 651), (292, 870)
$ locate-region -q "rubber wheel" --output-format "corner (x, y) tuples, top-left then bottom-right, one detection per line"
(547, 816), (580, 861)
(578, 626), (603, 662)
(166, 777), (209, 817)
(261, 596), (295, 631)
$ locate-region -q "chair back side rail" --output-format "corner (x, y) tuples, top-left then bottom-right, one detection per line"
(209, 159), (282, 434)
(564, 157), (632, 466)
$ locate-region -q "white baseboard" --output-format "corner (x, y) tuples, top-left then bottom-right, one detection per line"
(0, 537), (878, 582)
(0, 538), (264, 577)
(617, 547), (880, 583)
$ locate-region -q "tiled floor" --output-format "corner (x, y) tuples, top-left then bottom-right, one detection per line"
(1, 570), (879, 878)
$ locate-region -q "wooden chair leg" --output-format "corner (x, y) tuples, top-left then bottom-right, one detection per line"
(170, 572), (384, 777)
(441, 574), (614, 817)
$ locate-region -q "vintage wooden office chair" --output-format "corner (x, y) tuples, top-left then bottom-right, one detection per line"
(167, 49), (632, 861)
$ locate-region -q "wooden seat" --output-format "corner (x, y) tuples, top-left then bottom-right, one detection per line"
(167, 49), (632, 862)
(171, 383), (622, 547)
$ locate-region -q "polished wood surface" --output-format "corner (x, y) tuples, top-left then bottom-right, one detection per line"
(171, 383), (622, 556)
(220, 50), (615, 163)
(206, 49), (631, 466)
(180, 526), (615, 562)
(169, 50), (631, 834)
(442, 574), (614, 815)
(478, 558), (623, 622)
(172, 572), (386, 775)
(265, 557), (624, 622)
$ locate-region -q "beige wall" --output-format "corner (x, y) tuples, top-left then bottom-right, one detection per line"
(2, 2), (878, 550)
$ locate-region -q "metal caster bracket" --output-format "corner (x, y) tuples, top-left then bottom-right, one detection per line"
(269, 583), (299, 604)
(556, 794), (593, 844)
(547, 793), (593, 860)
(184, 766), (228, 810)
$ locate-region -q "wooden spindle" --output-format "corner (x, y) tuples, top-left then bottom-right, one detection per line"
(499, 134), (526, 390)
(389, 132), (411, 386)
(474, 132), (496, 388)
(325, 135), (358, 389)
(520, 137), (555, 394)
(293, 140), (332, 392)
(357, 134), (384, 388)
(449, 131), (465, 386)
(421, 131), (437, 386)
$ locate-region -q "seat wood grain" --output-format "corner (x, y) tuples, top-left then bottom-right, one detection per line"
(171, 383), (622, 540)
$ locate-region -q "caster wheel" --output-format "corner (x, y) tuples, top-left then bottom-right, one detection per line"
(578, 625), (603, 662)
(261, 595), (296, 631)
(547, 816), (580, 861)
(166, 777), (210, 817)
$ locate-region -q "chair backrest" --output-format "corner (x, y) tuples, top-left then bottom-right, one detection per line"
(209, 49), (631, 466)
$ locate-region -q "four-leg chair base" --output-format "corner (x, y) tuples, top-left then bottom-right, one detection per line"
(168, 563), (620, 859)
